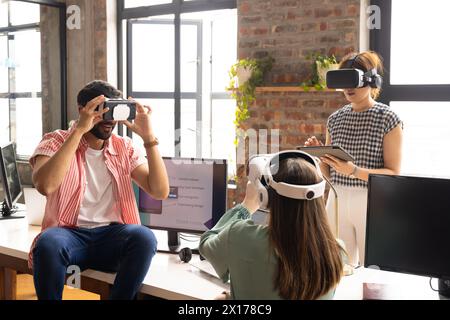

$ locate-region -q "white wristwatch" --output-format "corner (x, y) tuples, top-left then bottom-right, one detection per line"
(349, 165), (358, 179)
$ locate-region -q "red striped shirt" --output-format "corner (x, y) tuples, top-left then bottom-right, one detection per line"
(28, 126), (146, 268)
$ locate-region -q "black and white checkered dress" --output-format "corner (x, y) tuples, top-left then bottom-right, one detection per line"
(327, 102), (402, 188)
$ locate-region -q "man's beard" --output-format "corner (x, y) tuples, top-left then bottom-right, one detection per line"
(89, 121), (116, 140)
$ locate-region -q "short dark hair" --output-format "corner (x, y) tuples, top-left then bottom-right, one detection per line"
(77, 80), (122, 107)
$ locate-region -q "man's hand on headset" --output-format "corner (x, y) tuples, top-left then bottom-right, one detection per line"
(242, 180), (260, 214)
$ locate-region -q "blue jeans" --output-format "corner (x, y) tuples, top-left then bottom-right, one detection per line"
(32, 224), (157, 300)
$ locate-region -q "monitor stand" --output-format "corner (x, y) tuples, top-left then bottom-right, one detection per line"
(156, 230), (200, 255)
(0, 201), (25, 220)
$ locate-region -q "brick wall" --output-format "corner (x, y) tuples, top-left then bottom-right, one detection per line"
(238, 0), (360, 85)
(232, 0), (360, 204)
(240, 90), (347, 148)
(66, 0), (108, 123)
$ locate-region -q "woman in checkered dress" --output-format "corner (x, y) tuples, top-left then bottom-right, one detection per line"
(306, 51), (403, 267)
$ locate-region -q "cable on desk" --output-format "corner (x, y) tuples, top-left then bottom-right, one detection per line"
(429, 278), (440, 292)
(179, 236), (198, 242)
(180, 233), (200, 239)
(180, 233), (200, 238)
(179, 233), (201, 242)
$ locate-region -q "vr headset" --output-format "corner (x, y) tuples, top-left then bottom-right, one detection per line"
(326, 54), (382, 89)
(326, 68), (382, 89)
(100, 98), (137, 121)
(246, 150), (326, 210)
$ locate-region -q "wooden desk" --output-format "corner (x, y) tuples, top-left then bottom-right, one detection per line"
(0, 213), (228, 300)
(0, 211), (447, 300)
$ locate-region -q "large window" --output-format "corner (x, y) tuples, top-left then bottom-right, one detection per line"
(0, 1), (42, 156)
(371, 0), (450, 177)
(118, 0), (237, 177)
(0, 0), (67, 158)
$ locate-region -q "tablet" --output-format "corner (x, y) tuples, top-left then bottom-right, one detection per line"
(297, 145), (355, 162)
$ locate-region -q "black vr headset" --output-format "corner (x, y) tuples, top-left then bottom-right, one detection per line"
(326, 54), (383, 89)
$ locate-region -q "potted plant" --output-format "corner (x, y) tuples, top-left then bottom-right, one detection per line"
(301, 53), (339, 91)
(235, 64), (253, 86)
(227, 56), (274, 130)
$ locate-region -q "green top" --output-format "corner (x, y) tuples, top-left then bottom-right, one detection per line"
(199, 204), (336, 300)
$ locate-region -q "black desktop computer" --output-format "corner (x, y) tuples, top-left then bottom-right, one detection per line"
(365, 174), (450, 298)
(138, 157), (227, 253)
(0, 142), (25, 220)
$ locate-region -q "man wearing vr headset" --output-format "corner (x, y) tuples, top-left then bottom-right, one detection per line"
(306, 51), (403, 267)
(199, 151), (345, 300)
(28, 80), (169, 300)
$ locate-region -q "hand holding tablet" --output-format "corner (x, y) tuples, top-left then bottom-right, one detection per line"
(297, 145), (355, 162)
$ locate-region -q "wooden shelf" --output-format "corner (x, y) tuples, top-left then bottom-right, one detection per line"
(255, 87), (340, 93)
(227, 87), (343, 94)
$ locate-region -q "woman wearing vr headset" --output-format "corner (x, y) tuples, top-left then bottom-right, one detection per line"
(306, 51), (403, 267)
(199, 152), (345, 300)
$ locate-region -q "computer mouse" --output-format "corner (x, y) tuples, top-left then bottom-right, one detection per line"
(179, 247), (192, 263)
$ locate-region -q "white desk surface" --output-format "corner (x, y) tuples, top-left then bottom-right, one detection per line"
(0, 211), (228, 300)
(0, 209), (446, 300)
(334, 267), (445, 300)
(0, 215), (40, 260)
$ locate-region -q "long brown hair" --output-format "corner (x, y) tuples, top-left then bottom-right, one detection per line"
(268, 157), (344, 300)
(339, 50), (384, 99)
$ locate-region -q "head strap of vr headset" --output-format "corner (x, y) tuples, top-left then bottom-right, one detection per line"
(349, 53), (360, 68)
(263, 151), (326, 201)
(349, 54), (381, 88)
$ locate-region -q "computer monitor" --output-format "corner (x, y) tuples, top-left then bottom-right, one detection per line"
(138, 157), (227, 252)
(366, 174), (450, 294)
(0, 142), (24, 218)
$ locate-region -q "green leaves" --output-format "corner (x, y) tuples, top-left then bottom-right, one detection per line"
(227, 56), (274, 129)
(305, 52), (338, 66)
(301, 53), (338, 91)
(301, 81), (326, 91)
(313, 54), (338, 68)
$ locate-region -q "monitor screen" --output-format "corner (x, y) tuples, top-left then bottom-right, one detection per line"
(365, 174), (450, 279)
(138, 157), (227, 233)
(0, 143), (22, 209)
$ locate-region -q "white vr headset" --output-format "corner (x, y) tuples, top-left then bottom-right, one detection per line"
(246, 150), (326, 209)
(326, 68), (383, 89)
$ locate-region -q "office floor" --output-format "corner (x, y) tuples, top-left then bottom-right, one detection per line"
(17, 274), (100, 300)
